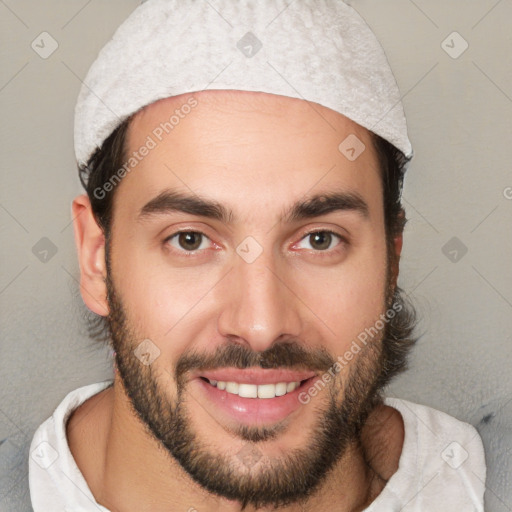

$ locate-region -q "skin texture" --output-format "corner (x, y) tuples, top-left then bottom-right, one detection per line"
(69, 90), (405, 512)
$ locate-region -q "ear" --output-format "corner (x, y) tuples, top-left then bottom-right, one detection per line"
(72, 194), (109, 316)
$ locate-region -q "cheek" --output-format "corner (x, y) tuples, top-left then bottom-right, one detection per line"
(292, 237), (388, 355)
(112, 246), (221, 353)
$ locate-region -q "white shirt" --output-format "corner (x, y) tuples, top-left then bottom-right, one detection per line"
(29, 380), (487, 511)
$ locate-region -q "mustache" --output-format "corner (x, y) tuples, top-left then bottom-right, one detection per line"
(174, 340), (336, 382)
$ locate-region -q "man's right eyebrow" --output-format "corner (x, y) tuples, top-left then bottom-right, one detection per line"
(137, 190), (234, 223)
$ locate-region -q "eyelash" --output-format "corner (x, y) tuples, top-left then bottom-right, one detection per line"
(163, 229), (347, 257)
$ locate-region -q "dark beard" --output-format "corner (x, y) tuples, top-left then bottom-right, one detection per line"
(105, 263), (413, 509)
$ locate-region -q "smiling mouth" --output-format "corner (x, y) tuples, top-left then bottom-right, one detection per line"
(200, 377), (312, 399)
(193, 369), (318, 424)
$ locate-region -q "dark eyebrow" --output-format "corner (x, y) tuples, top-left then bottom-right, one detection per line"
(137, 189), (369, 224)
(138, 190), (234, 223)
(282, 191), (369, 223)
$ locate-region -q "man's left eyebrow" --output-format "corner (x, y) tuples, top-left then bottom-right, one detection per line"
(281, 191), (370, 224)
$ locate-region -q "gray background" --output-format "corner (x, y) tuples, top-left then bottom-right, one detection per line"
(1, 0), (511, 510)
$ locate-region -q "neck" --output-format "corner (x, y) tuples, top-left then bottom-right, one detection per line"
(81, 375), (402, 512)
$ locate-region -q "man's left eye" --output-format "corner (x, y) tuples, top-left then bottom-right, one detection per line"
(295, 230), (344, 252)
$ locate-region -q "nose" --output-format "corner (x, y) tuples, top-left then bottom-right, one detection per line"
(217, 248), (303, 353)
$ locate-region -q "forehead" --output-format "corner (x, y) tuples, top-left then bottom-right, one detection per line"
(116, 90), (383, 225)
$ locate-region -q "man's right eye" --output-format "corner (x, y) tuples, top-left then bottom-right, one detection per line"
(164, 231), (213, 253)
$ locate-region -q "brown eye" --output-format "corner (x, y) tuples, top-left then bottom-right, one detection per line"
(308, 232), (333, 251)
(166, 231), (211, 252)
(297, 230), (343, 252)
(179, 232), (202, 251)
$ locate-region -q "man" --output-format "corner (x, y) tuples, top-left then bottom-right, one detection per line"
(28, 1), (486, 510)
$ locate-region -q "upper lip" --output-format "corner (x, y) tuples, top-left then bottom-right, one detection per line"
(195, 368), (317, 385)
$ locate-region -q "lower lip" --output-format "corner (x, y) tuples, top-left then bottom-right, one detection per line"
(195, 377), (314, 426)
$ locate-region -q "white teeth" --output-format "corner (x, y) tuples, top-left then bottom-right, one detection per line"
(286, 381), (298, 392)
(238, 383), (258, 398)
(225, 382), (239, 394)
(275, 382), (288, 396)
(208, 379), (301, 398)
(257, 383), (276, 399)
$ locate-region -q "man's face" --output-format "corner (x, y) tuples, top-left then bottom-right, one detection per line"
(106, 90), (391, 507)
